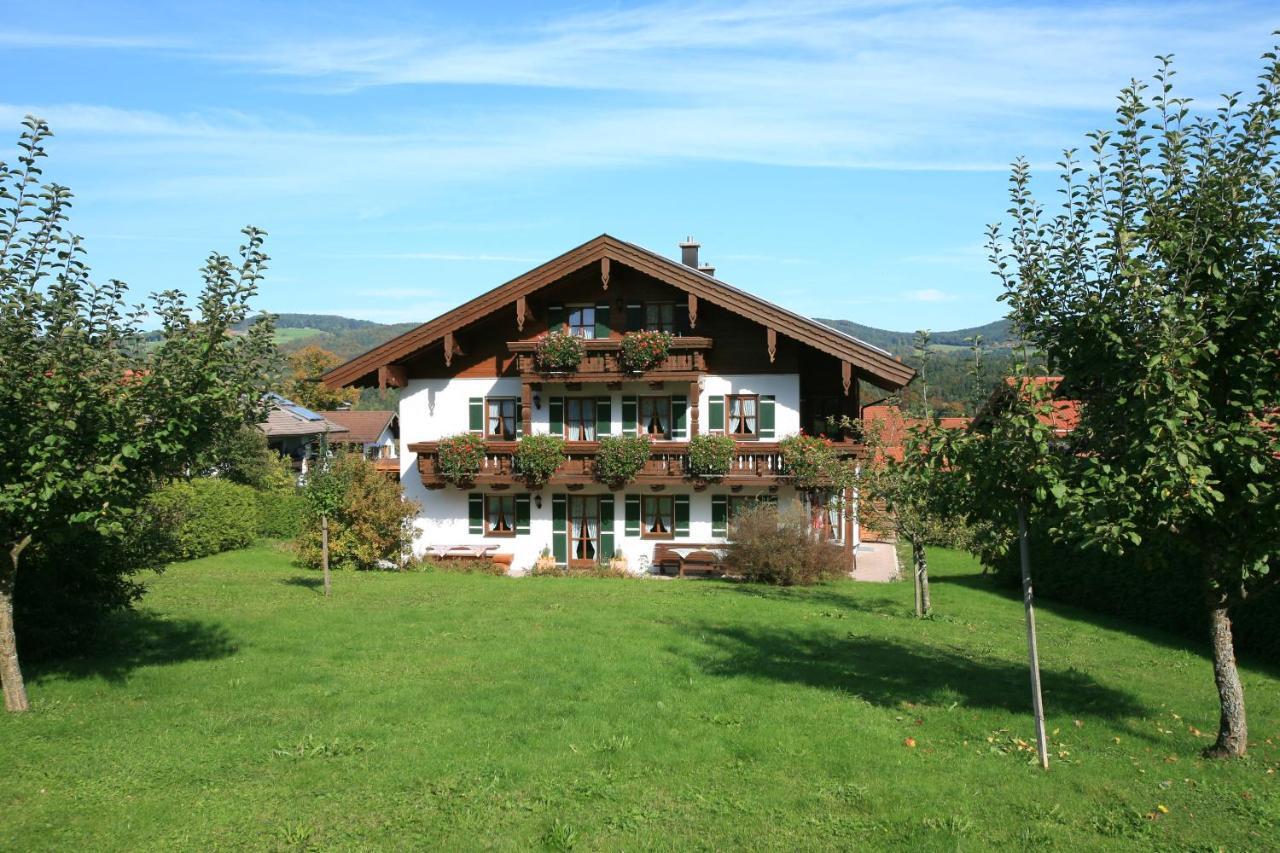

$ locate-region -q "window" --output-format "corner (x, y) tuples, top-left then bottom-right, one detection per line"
(485, 495), (517, 536)
(642, 495), (674, 539)
(644, 302), (675, 333)
(567, 305), (596, 339)
(726, 394), (758, 438)
(564, 397), (596, 441)
(487, 397), (518, 440)
(569, 495), (600, 562)
(639, 396), (671, 438)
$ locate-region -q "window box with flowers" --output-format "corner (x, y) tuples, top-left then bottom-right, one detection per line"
(437, 432), (487, 486)
(534, 330), (585, 373)
(779, 434), (854, 493)
(594, 435), (651, 487)
(687, 434), (736, 480)
(619, 330), (673, 374)
(514, 434), (567, 487)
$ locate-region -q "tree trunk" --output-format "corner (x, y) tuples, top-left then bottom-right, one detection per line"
(2, 535), (32, 713)
(911, 538), (927, 617)
(321, 514), (331, 597)
(1017, 500), (1049, 770)
(1204, 589), (1247, 758)
(921, 540), (931, 614)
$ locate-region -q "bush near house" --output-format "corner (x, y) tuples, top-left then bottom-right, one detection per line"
(727, 503), (845, 586)
(295, 453), (420, 570)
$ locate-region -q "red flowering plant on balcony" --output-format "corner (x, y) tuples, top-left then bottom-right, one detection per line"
(619, 330), (673, 373)
(779, 433), (855, 493)
(534, 330), (585, 373)
(437, 432), (487, 486)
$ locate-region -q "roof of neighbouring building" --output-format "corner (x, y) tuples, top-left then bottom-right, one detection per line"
(319, 410), (398, 444)
(259, 393), (350, 438)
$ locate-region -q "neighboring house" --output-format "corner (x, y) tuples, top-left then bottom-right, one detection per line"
(973, 375), (1080, 437)
(320, 409), (400, 475)
(258, 392), (349, 469)
(323, 234), (915, 573)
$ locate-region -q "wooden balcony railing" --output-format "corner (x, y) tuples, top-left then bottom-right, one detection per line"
(407, 439), (863, 489)
(506, 337), (712, 381)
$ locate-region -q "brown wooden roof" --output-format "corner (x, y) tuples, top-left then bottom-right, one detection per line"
(319, 410), (397, 444)
(323, 234), (916, 390)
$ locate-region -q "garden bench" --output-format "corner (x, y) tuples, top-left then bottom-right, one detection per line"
(652, 543), (730, 578)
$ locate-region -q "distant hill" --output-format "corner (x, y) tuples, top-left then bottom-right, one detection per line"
(240, 313), (420, 360)
(815, 318), (1014, 354)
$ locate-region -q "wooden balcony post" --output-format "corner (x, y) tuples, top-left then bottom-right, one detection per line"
(521, 383), (533, 436)
(688, 380), (700, 436)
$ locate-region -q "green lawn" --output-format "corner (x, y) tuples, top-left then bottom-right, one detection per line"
(272, 327), (324, 346)
(2, 546), (1276, 850)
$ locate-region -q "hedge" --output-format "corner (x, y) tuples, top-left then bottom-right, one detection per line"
(988, 523), (1278, 662)
(256, 488), (307, 538)
(147, 478), (260, 561)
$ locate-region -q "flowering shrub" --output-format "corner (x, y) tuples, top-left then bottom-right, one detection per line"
(514, 434), (566, 486)
(437, 432), (487, 485)
(619, 330), (673, 373)
(779, 434), (853, 492)
(687, 434), (736, 479)
(534, 330), (585, 372)
(594, 435), (651, 485)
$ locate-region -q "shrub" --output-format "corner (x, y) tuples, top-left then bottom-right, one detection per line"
(295, 453), (421, 570)
(515, 434), (566, 486)
(780, 434), (853, 492)
(687, 434), (736, 479)
(619, 330), (673, 373)
(534, 330), (585, 372)
(256, 488), (307, 538)
(146, 478), (260, 561)
(415, 557), (507, 576)
(529, 561), (631, 579)
(437, 433), (487, 485)
(594, 435), (651, 485)
(726, 502), (846, 586)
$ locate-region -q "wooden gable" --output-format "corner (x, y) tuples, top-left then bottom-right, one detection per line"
(324, 234), (916, 391)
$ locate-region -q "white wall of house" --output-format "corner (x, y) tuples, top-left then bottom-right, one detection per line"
(398, 374), (810, 574)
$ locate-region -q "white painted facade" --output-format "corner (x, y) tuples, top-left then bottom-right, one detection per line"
(398, 373), (815, 574)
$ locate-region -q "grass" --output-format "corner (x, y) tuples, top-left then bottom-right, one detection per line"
(271, 327), (324, 345)
(2, 545), (1277, 850)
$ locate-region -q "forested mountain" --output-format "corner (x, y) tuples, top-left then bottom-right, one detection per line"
(816, 318), (1014, 353)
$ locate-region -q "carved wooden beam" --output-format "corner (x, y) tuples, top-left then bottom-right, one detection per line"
(444, 331), (455, 367)
(601, 257), (610, 290)
(688, 380), (701, 436)
(842, 360), (853, 396)
(377, 364), (408, 390)
(521, 383), (533, 436)
(767, 328), (777, 364)
(688, 293), (698, 330)
(516, 295), (527, 332)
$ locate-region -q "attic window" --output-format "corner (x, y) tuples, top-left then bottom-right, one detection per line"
(567, 305), (596, 339)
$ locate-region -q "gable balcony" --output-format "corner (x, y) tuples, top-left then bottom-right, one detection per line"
(506, 336), (713, 383)
(407, 438), (863, 490)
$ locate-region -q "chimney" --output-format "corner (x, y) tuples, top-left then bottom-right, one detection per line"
(678, 237), (700, 269)
(698, 262), (716, 278)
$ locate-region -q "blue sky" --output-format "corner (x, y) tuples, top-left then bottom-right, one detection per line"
(4, 2), (1277, 331)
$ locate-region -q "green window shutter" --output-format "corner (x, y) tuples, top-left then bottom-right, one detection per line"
(759, 395), (776, 439)
(515, 400), (524, 437)
(625, 303), (643, 332)
(624, 494), (641, 536)
(599, 495), (615, 559)
(468, 397), (484, 432)
(552, 494), (568, 565)
(549, 396), (564, 436)
(674, 494), (690, 537)
(515, 494), (531, 535)
(621, 396), (638, 436)
(547, 304), (564, 332)
(468, 493), (484, 534)
(595, 396), (612, 438)
(711, 495), (728, 538)
(707, 395), (725, 433)
(594, 303), (611, 339)
(671, 395), (688, 439)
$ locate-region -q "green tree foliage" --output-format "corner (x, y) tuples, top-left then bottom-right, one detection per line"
(145, 479), (260, 561)
(0, 117), (277, 712)
(988, 49), (1280, 757)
